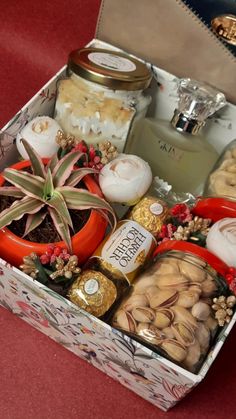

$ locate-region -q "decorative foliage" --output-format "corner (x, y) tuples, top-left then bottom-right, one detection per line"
(158, 203), (212, 247)
(0, 140), (116, 252)
(56, 131), (118, 171)
(20, 244), (81, 290)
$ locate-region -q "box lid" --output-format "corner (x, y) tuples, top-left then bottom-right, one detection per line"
(96, 0), (236, 103)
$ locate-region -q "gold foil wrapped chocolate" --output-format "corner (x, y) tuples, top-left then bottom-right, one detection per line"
(70, 196), (169, 318)
(68, 270), (117, 317)
(128, 196), (169, 237)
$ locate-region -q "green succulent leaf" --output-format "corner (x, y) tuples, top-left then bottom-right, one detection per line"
(52, 149), (85, 188)
(66, 168), (98, 187)
(47, 153), (59, 173)
(0, 186), (24, 198)
(21, 139), (47, 178)
(23, 210), (47, 237)
(57, 186), (116, 228)
(43, 169), (54, 200)
(48, 207), (72, 253)
(95, 208), (115, 231)
(0, 197), (45, 230)
(3, 168), (45, 200)
(47, 189), (73, 229)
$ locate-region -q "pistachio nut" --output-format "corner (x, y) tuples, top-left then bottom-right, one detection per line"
(178, 260), (206, 283)
(191, 301), (211, 321)
(133, 274), (158, 294)
(153, 308), (174, 329)
(155, 260), (179, 275)
(205, 315), (218, 335)
(147, 288), (178, 309)
(171, 322), (195, 347)
(155, 274), (189, 291)
(161, 339), (187, 363)
(162, 327), (175, 339)
(131, 306), (155, 323)
(183, 340), (201, 372)
(177, 290), (200, 308)
(172, 305), (198, 329)
(195, 322), (210, 352)
(136, 322), (165, 345)
(123, 294), (149, 312)
(188, 283), (202, 295)
(201, 278), (217, 297)
(113, 310), (136, 332)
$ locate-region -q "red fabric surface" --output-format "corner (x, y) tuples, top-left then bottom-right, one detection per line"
(0, 1), (236, 418)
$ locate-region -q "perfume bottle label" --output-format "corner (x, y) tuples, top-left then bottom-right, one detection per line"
(92, 220), (156, 284)
(158, 139), (184, 162)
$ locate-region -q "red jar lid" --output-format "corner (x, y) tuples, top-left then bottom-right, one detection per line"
(192, 197), (236, 222)
(153, 240), (229, 277)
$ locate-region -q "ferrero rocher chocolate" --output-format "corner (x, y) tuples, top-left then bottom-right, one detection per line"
(128, 196), (169, 237)
(68, 270), (117, 317)
(73, 196), (170, 318)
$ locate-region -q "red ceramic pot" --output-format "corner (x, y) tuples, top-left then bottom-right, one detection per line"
(0, 159), (107, 267)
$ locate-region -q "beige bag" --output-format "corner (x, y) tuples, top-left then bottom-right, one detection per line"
(96, 0), (236, 103)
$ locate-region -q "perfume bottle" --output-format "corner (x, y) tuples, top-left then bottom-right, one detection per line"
(125, 78), (226, 194)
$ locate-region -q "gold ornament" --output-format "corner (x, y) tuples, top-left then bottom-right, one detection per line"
(55, 130), (77, 150)
(98, 140), (118, 164)
(50, 255), (81, 280)
(212, 295), (236, 326)
(20, 253), (38, 279)
(68, 270), (117, 317)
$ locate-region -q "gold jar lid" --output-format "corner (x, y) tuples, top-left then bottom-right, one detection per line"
(68, 47), (152, 91)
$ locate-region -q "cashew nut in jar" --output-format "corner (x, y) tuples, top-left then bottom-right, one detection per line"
(205, 141), (236, 198)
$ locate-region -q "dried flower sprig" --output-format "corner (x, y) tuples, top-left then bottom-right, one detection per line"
(20, 252), (39, 279)
(170, 203), (193, 223)
(173, 216), (212, 241)
(212, 295), (236, 326)
(20, 245), (81, 288)
(50, 255), (81, 280)
(158, 202), (212, 246)
(56, 131), (118, 171)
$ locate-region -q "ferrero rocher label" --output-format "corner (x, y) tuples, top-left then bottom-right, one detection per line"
(91, 220), (157, 285)
(68, 270), (117, 317)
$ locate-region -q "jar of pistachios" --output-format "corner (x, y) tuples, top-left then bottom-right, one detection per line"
(112, 240), (231, 373)
(54, 47), (152, 152)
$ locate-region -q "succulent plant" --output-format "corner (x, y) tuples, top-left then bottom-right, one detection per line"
(0, 139), (116, 252)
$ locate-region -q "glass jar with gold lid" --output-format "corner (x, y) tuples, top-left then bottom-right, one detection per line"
(54, 47), (152, 152)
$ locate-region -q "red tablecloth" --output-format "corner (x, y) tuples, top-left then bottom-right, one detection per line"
(0, 1), (236, 418)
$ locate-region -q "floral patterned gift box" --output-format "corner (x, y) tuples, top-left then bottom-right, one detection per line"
(0, 40), (236, 411)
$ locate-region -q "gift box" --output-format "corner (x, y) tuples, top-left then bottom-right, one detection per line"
(1, 0), (236, 412)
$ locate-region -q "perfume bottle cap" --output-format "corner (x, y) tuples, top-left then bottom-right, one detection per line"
(171, 78), (226, 135)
